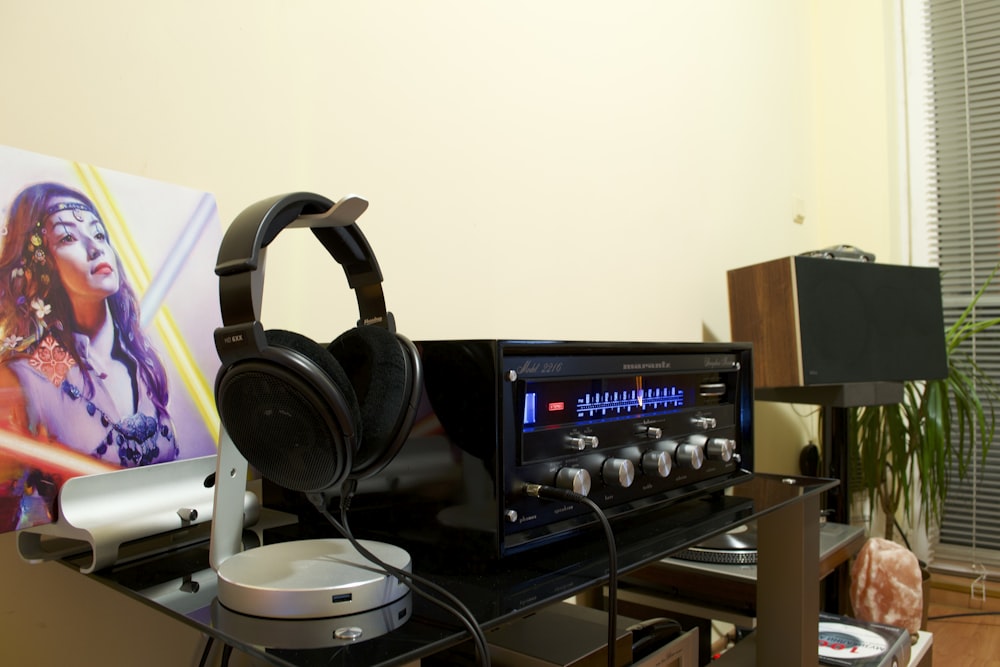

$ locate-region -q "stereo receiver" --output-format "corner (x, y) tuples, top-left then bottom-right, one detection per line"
(270, 340), (754, 559)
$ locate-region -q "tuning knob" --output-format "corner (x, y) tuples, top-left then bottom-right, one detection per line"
(602, 458), (636, 488)
(641, 450), (672, 478)
(555, 467), (592, 496)
(657, 439), (704, 470)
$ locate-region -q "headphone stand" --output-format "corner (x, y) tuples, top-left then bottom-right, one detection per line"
(210, 428), (412, 623)
(211, 592), (412, 649)
(215, 537), (411, 620)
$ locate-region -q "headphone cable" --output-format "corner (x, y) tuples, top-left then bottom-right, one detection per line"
(309, 481), (492, 666)
(524, 483), (619, 667)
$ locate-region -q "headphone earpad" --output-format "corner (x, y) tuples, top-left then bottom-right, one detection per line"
(215, 328), (362, 494)
(327, 326), (411, 475)
(265, 329), (364, 440)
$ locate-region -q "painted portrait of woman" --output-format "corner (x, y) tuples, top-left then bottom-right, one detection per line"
(0, 148), (222, 534)
(0, 182), (179, 473)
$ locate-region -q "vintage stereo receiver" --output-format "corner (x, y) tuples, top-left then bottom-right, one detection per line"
(272, 340), (754, 559)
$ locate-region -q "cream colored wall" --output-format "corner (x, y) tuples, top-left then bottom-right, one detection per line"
(0, 1), (898, 665)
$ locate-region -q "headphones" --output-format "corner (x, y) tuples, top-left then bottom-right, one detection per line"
(213, 192), (422, 494)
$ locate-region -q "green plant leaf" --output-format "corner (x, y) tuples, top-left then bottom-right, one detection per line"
(850, 261), (1000, 539)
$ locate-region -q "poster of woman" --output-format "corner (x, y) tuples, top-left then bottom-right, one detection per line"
(0, 145), (222, 531)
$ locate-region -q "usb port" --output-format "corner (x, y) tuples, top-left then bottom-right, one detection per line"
(331, 593), (353, 604)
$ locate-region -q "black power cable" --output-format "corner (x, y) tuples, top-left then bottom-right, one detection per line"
(197, 636), (215, 667)
(524, 483), (619, 667)
(928, 610), (1000, 621)
(309, 480), (492, 666)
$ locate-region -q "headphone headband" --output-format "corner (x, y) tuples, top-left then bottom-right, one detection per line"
(214, 191), (423, 493)
(215, 192), (391, 364)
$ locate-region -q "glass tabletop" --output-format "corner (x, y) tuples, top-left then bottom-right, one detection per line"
(74, 473), (836, 667)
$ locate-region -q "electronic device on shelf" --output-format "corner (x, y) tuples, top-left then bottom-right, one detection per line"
(484, 601), (698, 667)
(818, 612), (911, 667)
(283, 339), (754, 560)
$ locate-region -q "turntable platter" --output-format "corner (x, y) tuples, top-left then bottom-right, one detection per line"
(674, 522), (758, 565)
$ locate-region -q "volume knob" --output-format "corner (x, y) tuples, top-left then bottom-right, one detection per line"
(686, 435), (736, 462)
(705, 437), (736, 462)
(555, 467), (592, 496)
(602, 458), (636, 488)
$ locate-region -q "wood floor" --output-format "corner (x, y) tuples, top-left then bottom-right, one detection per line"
(926, 593), (1000, 666)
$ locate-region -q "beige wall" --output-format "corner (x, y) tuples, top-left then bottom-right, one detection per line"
(0, 1), (899, 665)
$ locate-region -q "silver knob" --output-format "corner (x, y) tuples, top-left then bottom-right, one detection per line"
(555, 467), (592, 496)
(641, 450), (672, 478)
(636, 426), (663, 439)
(692, 415), (717, 430)
(602, 458), (635, 488)
(657, 439), (704, 470)
(685, 435), (736, 462)
(566, 435), (599, 450)
(705, 437), (736, 462)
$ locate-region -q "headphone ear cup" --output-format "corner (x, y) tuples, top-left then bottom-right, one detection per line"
(327, 326), (415, 477)
(215, 328), (362, 493)
(265, 329), (364, 437)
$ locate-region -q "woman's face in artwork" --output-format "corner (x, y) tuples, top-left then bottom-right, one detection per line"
(43, 196), (121, 304)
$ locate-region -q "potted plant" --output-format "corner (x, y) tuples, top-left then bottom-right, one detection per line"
(850, 266), (1000, 542)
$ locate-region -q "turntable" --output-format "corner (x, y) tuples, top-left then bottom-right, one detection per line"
(617, 521), (866, 625)
(674, 523), (759, 565)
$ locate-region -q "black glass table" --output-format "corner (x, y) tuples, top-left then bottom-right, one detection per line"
(68, 473), (835, 667)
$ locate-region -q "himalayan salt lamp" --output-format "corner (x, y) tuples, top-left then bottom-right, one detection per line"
(850, 537), (923, 635)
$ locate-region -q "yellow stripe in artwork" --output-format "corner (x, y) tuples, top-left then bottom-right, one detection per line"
(71, 164), (220, 443)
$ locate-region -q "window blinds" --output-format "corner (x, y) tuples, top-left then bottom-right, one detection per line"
(925, 0), (1000, 563)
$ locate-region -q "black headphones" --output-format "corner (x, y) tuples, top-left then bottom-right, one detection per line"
(213, 192), (421, 494)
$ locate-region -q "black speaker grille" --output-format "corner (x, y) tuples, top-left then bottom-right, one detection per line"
(218, 368), (348, 492)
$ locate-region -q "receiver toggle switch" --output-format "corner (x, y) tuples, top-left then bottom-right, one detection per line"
(657, 439), (704, 470)
(602, 458), (636, 488)
(566, 435), (599, 450)
(636, 426), (663, 440)
(555, 467), (592, 496)
(691, 415), (717, 430)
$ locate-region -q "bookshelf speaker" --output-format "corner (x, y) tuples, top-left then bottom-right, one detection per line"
(727, 256), (947, 388)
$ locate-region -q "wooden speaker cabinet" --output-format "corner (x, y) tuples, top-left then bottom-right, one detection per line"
(727, 256), (947, 388)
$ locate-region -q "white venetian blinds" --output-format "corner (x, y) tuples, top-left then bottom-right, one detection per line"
(924, 0), (1000, 564)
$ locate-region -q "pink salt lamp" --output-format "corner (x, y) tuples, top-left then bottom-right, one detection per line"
(849, 537), (923, 635)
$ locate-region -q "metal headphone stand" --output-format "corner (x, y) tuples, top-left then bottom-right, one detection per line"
(209, 427), (412, 626)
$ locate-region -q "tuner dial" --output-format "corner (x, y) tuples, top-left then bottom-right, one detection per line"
(657, 439), (704, 471)
(602, 458), (635, 488)
(641, 450), (672, 478)
(555, 467), (592, 496)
